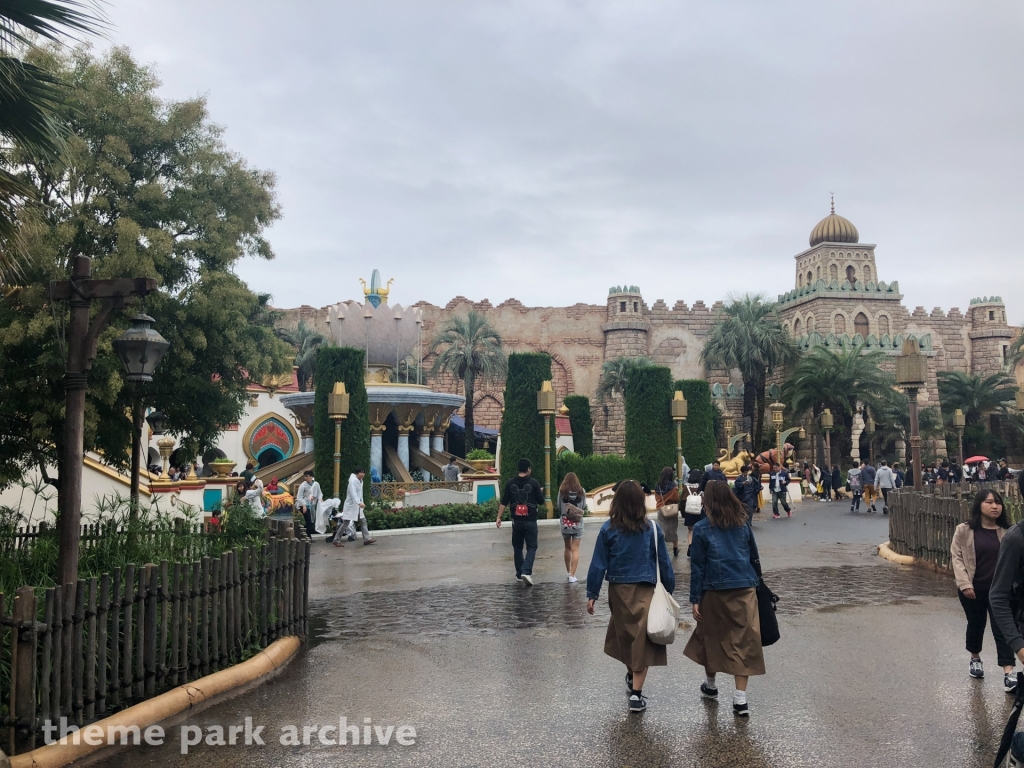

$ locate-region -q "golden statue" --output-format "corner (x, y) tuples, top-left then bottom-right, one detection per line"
(716, 448), (754, 477)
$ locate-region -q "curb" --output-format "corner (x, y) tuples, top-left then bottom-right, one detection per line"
(9, 636), (301, 768)
(877, 540), (920, 566)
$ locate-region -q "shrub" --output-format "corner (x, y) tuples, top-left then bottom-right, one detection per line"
(365, 500), (506, 530)
(625, 366), (676, 485)
(555, 452), (644, 492)
(499, 352), (553, 489)
(466, 449), (495, 461)
(563, 394), (593, 456)
(314, 347), (371, 501)
(674, 379), (716, 470)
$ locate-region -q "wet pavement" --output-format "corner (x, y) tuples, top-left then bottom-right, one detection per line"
(91, 502), (1014, 767)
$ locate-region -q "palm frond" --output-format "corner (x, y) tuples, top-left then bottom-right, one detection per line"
(0, 0), (107, 53)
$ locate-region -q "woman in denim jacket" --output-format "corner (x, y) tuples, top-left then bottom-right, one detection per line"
(683, 480), (765, 717)
(587, 480), (675, 713)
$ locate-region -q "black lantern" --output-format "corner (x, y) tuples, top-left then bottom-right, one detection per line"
(112, 314), (169, 383)
(146, 409), (167, 435)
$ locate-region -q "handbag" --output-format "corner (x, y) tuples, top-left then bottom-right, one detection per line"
(646, 520), (681, 644)
(748, 526), (780, 647)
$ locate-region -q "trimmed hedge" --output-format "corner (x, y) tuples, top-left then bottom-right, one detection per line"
(674, 379), (716, 470)
(314, 347), (371, 501)
(499, 352), (552, 489)
(366, 500), (506, 530)
(555, 452), (644, 492)
(563, 394), (594, 457)
(625, 366), (676, 486)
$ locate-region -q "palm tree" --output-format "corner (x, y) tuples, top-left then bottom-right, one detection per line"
(596, 356), (652, 402)
(429, 311), (507, 452)
(701, 294), (797, 448)
(937, 370), (1017, 457)
(1006, 334), (1024, 372)
(0, 0), (105, 281)
(277, 321), (326, 391)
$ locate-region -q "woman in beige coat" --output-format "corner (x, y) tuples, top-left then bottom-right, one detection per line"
(950, 489), (1014, 690)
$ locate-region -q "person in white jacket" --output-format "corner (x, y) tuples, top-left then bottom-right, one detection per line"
(295, 470), (322, 537)
(338, 468), (376, 547)
(874, 460), (896, 514)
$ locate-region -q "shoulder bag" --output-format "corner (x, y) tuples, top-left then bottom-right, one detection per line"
(748, 526), (780, 646)
(646, 520), (681, 644)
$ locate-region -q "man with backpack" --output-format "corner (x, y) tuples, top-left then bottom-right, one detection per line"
(861, 460), (877, 511)
(496, 458), (546, 586)
(848, 461), (863, 512)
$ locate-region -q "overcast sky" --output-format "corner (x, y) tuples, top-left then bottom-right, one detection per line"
(107, 1), (1024, 322)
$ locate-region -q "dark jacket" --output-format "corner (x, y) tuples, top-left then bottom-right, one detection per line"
(586, 520), (675, 600)
(831, 468), (842, 488)
(733, 475), (759, 507)
(861, 464), (876, 485)
(768, 470), (790, 494)
(989, 522), (1024, 653)
(699, 469), (727, 492)
(688, 519), (759, 605)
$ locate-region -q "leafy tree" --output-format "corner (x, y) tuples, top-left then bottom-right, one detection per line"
(937, 370), (1017, 457)
(0, 0), (105, 280)
(596, 356), (652, 401)
(700, 294), (796, 448)
(0, 47), (292, 505)
(277, 320), (326, 391)
(624, 366), (675, 485)
(1006, 334), (1024, 373)
(429, 310), (506, 452)
(562, 394), (593, 457)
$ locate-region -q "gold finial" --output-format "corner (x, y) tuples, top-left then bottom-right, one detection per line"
(830, 192), (835, 215)
(377, 278), (394, 299)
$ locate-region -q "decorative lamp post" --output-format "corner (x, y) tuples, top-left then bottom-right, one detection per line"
(156, 435), (176, 481)
(416, 317), (423, 385)
(393, 307), (403, 377)
(537, 380), (557, 517)
(865, 412), (876, 465)
(952, 408), (966, 468)
(329, 382), (350, 498)
(724, 416), (735, 447)
(896, 338), (927, 489)
(769, 402), (785, 463)
(820, 408), (834, 467)
(672, 390), (688, 482)
(146, 409), (167, 437)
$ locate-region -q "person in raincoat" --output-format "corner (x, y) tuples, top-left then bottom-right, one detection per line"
(338, 468), (376, 547)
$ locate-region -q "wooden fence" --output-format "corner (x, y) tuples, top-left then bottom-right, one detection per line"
(0, 518), (224, 555)
(0, 522), (310, 756)
(887, 481), (1022, 570)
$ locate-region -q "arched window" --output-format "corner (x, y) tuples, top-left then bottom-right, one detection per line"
(794, 318), (802, 336)
(816, 266), (821, 280)
(834, 314), (847, 334)
(846, 265), (856, 285)
(863, 265), (872, 282)
(807, 271), (813, 285)
(807, 315), (815, 332)
(854, 312), (869, 338)
(830, 263), (839, 282)
(879, 315), (890, 337)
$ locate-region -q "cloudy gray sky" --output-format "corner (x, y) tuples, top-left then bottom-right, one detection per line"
(107, 0), (1024, 322)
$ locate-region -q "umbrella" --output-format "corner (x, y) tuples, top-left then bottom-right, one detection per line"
(994, 671), (1024, 767)
(965, 456), (991, 464)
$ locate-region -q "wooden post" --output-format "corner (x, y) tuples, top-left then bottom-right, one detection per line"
(96, 574), (109, 715)
(239, 548), (250, 649)
(41, 589), (55, 726)
(144, 565), (158, 697)
(84, 578), (97, 721)
(135, 566), (147, 699)
(158, 560), (169, 691)
(50, 586), (62, 724)
(303, 540), (311, 638)
(121, 564), (135, 703)
(210, 557), (221, 671)
(218, 554), (228, 668)
(61, 583), (75, 718)
(233, 551), (242, 659)
(72, 580), (86, 725)
(275, 539), (286, 639)
(200, 557), (211, 676)
(190, 561), (200, 681)
(12, 587), (38, 753)
(109, 568), (121, 708)
(265, 542), (275, 643)
(169, 563), (181, 688)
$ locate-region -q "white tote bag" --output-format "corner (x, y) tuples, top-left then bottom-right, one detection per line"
(646, 520), (681, 645)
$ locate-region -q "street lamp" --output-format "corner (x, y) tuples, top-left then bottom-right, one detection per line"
(724, 416), (735, 447)
(820, 409), (834, 467)
(672, 390), (688, 482)
(769, 402), (785, 463)
(865, 412), (876, 465)
(537, 380), (557, 517)
(896, 338), (927, 490)
(952, 408), (966, 469)
(328, 382), (350, 498)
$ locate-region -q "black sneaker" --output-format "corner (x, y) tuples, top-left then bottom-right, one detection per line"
(970, 658), (984, 678)
(626, 672), (633, 692)
(628, 693), (647, 713)
(1006, 673), (1018, 693)
(700, 683), (718, 699)
(733, 701), (749, 717)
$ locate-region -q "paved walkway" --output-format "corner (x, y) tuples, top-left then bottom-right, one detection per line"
(94, 501), (1011, 767)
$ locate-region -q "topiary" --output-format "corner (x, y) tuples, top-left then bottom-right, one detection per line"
(674, 379), (716, 470)
(314, 347), (371, 502)
(499, 352), (553, 493)
(624, 366), (676, 486)
(563, 394), (593, 457)
(555, 452), (644, 492)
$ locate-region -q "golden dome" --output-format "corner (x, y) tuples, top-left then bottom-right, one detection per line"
(809, 200), (859, 247)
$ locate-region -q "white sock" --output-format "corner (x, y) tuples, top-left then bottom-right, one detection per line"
(734, 690), (747, 705)
(706, 674), (717, 689)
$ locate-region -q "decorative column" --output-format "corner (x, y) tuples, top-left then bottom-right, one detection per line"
(896, 338), (927, 490)
(328, 383), (350, 498)
(537, 380), (556, 518)
(850, 410), (864, 461)
(819, 408), (834, 468)
(419, 429), (433, 480)
(394, 404), (419, 473)
(368, 403), (392, 480)
(672, 390), (688, 482)
(397, 427), (412, 471)
(953, 409), (965, 468)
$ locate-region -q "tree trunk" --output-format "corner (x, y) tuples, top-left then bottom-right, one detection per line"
(754, 372), (767, 450)
(742, 375), (757, 446)
(464, 368), (475, 453)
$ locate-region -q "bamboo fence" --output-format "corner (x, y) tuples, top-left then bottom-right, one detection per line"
(0, 520), (310, 756)
(887, 481), (1022, 570)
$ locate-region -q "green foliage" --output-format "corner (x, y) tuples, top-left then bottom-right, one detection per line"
(366, 500), (504, 530)
(0, 46), (292, 491)
(466, 449), (495, 461)
(674, 380), (716, 469)
(624, 366), (675, 485)
(563, 394), (593, 456)
(314, 347), (371, 500)
(277, 320), (327, 392)
(555, 452), (644, 491)
(597, 356), (652, 401)
(499, 352), (552, 488)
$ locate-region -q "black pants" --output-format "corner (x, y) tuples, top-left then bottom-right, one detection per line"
(880, 487), (890, 510)
(958, 587), (1014, 667)
(511, 519), (538, 577)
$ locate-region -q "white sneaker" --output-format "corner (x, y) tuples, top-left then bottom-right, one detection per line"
(522, 574), (534, 586)
(568, 575), (578, 583)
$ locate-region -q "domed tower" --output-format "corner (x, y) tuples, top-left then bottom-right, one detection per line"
(603, 286), (650, 360)
(796, 199), (879, 290)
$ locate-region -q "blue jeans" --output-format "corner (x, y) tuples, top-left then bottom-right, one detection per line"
(511, 520), (538, 577)
(771, 491), (790, 515)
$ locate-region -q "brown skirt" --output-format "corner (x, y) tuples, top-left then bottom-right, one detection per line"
(604, 583), (668, 670)
(683, 587), (765, 676)
(656, 506), (680, 544)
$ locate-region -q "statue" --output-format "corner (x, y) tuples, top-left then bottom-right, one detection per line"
(716, 448), (753, 477)
(753, 444), (794, 476)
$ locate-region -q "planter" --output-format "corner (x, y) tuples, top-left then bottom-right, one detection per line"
(467, 459), (492, 472)
(210, 461), (236, 478)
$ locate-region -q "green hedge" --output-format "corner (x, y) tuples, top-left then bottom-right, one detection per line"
(625, 366), (676, 485)
(499, 352), (552, 488)
(555, 452), (644, 492)
(674, 379), (716, 470)
(563, 394), (594, 456)
(314, 347), (371, 501)
(365, 500), (506, 530)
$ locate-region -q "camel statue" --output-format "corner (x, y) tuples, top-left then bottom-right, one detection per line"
(753, 444), (794, 476)
(717, 448), (753, 477)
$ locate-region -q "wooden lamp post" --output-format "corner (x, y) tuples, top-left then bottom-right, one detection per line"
(952, 408), (966, 469)
(820, 408), (834, 467)
(329, 382), (350, 498)
(896, 338), (927, 490)
(672, 390), (688, 482)
(537, 380), (557, 517)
